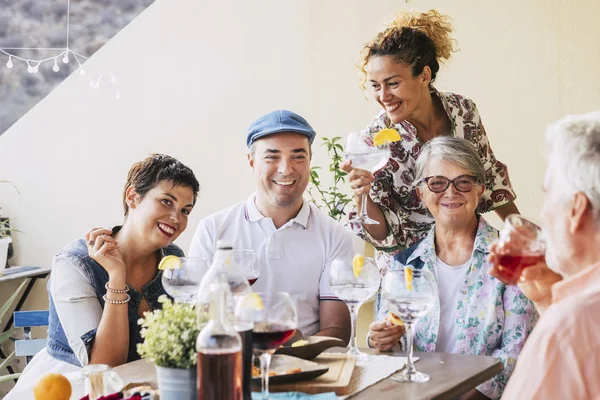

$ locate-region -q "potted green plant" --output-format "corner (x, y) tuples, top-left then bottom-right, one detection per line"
(0, 181), (20, 273)
(308, 136), (353, 221)
(137, 295), (208, 400)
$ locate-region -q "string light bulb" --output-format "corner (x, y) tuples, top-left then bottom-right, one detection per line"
(0, 0), (120, 98)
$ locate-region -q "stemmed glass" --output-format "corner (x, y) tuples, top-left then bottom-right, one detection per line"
(231, 249), (260, 286)
(329, 257), (381, 362)
(161, 257), (209, 304)
(344, 132), (391, 225)
(495, 214), (546, 284)
(382, 267), (436, 382)
(245, 292), (298, 399)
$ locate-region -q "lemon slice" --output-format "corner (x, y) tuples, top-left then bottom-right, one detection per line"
(242, 292), (264, 310)
(352, 254), (365, 278)
(373, 128), (401, 147)
(387, 312), (404, 327)
(291, 339), (309, 347)
(158, 255), (181, 270)
(405, 267), (413, 291)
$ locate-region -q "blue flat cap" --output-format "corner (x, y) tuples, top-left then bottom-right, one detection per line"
(246, 110), (316, 147)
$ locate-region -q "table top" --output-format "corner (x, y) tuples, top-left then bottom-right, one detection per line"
(0, 265), (52, 283)
(111, 349), (502, 400)
(352, 350), (503, 400)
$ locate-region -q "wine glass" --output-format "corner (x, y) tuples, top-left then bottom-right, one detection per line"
(161, 257), (209, 304)
(231, 249), (260, 286)
(246, 292), (298, 399)
(329, 257), (381, 362)
(382, 267), (436, 382)
(344, 132), (391, 225)
(496, 214), (546, 284)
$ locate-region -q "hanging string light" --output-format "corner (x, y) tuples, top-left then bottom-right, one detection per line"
(0, 0), (120, 99)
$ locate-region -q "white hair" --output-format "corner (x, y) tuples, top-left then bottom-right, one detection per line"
(414, 136), (486, 186)
(546, 111), (600, 222)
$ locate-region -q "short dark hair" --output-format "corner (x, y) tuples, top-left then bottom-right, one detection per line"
(122, 153), (200, 216)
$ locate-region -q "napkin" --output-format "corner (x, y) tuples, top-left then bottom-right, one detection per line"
(251, 392), (338, 400)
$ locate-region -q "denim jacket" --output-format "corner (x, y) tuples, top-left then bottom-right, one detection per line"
(378, 217), (538, 399)
(46, 228), (183, 367)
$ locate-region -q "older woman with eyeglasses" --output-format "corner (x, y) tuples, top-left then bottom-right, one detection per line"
(368, 137), (537, 400)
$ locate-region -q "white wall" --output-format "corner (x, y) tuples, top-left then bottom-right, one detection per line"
(1, 0), (599, 380)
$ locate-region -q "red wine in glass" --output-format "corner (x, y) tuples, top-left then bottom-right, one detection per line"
(252, 322), (295, 351)
(498, 253), (544, 280)
(248, 277), (258, 286)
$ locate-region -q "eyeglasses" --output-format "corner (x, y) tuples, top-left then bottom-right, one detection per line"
(420, 175), (480, 193)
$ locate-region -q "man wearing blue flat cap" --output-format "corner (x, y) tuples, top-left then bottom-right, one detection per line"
(190, 110), (352, 342)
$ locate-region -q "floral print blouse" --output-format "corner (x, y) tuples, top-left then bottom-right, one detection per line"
(349, 87), (516, 264)
(377, 217), (538, 399)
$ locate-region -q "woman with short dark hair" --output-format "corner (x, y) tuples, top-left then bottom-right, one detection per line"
(8, 153), (200, 397)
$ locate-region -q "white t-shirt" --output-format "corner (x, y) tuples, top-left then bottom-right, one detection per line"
(189, 193), (355, 336)
(434, 256), (470, 353)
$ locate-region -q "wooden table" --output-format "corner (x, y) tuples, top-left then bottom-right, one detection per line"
(352, 350), (503, 400)
(109, 349), (502, 400)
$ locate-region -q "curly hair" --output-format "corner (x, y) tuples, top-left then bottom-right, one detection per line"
(359, 10), (456, 89)
(122, 153), (200, 216)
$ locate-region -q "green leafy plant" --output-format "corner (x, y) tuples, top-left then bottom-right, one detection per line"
(0, 280), (27, 383)
(0, 181), (21, 239)
(308, 137), (353, 221)
(137, 295), (209, 369)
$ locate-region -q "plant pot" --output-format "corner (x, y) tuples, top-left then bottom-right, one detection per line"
(155, 365), (196, 400)
(0, 237), (12, 276)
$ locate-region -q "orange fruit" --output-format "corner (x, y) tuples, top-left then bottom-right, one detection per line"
(33, 373), (72, 400)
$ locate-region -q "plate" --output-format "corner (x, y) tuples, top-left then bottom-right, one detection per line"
(251, 354), (329, 385)
(275, 336), (346, 360)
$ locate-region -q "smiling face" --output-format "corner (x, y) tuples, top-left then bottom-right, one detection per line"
(126, 180), (195, 248)
(249, 132), (311, 216)
(365, 55), (431, 124)
(417, 157), (484, 229)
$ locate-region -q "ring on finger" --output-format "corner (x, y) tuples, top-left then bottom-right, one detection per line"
(87, 240), (94, 246)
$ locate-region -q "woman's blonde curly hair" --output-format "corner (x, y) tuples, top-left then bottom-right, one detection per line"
(359, 10), (457, 90)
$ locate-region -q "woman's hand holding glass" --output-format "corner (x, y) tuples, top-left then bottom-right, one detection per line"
(342, 132), (390, 225)
(367, 319), (406, 352)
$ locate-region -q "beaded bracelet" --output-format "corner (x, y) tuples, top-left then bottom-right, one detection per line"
(105, 282), (130, 294)
(103, 293), (131, 305)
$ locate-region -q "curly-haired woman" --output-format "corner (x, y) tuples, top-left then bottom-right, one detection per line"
(342, 10), (519, 272)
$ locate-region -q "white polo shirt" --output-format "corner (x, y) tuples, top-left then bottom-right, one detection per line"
(189, 193), (354, 336)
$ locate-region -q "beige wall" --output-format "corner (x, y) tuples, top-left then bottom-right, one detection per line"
(1, 0), (599, 386)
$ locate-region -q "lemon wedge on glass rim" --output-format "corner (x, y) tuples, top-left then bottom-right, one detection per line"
(242, 292), (264, 310)
(387, 312), (404, 327)
(352, 254), (365, 278)
(373, 128), (401, 147)
(405, 267), (414, 292)
(158, 255), (181, 270)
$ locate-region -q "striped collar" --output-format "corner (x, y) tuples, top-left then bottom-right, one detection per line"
(244, 193), (310, 229)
